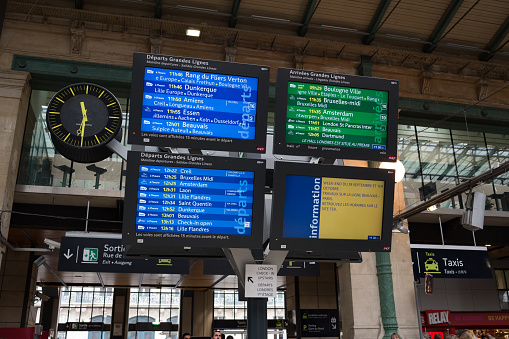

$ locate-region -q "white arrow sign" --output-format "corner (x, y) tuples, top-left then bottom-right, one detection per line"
(245, 264), (277, 298)
(63, 249), (73, 260)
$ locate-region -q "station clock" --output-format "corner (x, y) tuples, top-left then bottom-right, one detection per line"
(46, 83), (123, 163)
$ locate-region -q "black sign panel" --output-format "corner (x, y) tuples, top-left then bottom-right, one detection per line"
(300, 309), (340, 337)
(65, 323), (104, 331)
(122, 151), (266, 256)
(129, 52), (269, 153)
(212, 319), (286, 329)
(411, 246), (493, 279)
(270, 161), (394, 253)
(202, 260), (319, 277)
(273, 68), (399, 162)
(58, 237), (189, 274)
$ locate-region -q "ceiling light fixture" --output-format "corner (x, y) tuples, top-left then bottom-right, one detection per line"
(186, 28), (201, 37)
(251, 15), (290, 22)
(176, 5), (218, 13)
(379, 160), (406, 183)
(320, 25), (358, 32)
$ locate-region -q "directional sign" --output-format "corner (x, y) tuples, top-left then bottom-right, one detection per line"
(300, 309), (340, 337)
(203, 260), (319, 277)
(410, 245), (493, 279)
(65, 322), (104, 331)
(58, 237), (189, 274)
(244, 264), (277, 298)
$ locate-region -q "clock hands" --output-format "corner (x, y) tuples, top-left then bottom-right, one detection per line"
(77, 101), (88, 146)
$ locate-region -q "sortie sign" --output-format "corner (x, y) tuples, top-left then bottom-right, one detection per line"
(58, 236), (189, 274)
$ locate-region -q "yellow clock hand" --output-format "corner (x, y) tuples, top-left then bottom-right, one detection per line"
(79, 102), (88, 146)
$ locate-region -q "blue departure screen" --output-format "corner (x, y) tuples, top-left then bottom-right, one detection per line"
(135, 165), (254, 235)
(141, 67), (258, 140)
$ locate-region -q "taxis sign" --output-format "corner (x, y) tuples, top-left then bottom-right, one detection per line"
(411, 245), (492, 279)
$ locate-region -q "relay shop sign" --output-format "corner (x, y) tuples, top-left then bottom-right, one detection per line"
(244, 264), (277, 298)
(422, 311), (509, 327)
(426, 310), (450, 326)
(411, 245), (492, 279)
(300, 309), (340, 337)
(58, 237), (189, 274)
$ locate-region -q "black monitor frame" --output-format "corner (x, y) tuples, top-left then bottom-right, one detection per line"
(270, 161), (395, 253)
(122, 151), (267, 255)
(129, 52), (270, 153)
(273, 68), (399, 162)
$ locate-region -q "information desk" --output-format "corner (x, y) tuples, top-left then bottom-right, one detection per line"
(129, 53), (269, 153)
(270, 162), (394, 253)
(123, 151), (267, 255)
(273, 68), (399, 162)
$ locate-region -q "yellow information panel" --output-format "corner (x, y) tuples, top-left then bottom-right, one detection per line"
(319, 177), (385, 239)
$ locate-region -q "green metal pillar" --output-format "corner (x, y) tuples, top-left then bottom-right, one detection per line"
(358, 54), (400, 337)
(376, 252), (399, 338)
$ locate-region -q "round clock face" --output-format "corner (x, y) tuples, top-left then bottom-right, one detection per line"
(46, 83), (122, 149)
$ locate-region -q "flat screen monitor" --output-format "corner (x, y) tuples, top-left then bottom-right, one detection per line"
(122, 151), (266, 256)
(129, 53), (270, 153)
(273, 68), (399, 161)
(270, 161), (395, 252)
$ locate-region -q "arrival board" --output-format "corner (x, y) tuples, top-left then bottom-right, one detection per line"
(285, 81), (388, 149)
(273, 68), (399, 162)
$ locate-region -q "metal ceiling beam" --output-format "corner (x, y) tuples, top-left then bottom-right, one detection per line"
(479, 16), (509, 61)
(298, 0), (320, 37)
(363, 0), (393, 45)
(155, 0), (162, 19)
(393, 159), (509, 222)
(229, 0), (242, 28)
(97, 272), (104, 288)
(423, 0), (464, 53)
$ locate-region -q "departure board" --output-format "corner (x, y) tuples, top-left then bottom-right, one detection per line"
(140, 68), (258, 140)
(129, 53), (269, 153)
(274, 68), (399, 162)
(135, 165), (254, 235)
(270, 161), (395, 252)
(123, 151), (266, 250)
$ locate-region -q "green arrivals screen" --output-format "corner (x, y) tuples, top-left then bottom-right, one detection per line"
(286, 82), (389, 150)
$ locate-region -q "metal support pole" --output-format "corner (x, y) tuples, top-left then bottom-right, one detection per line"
(247, 298), (268, 339)
(376, 252), (398, 338)
(439, 215), (444, 245)
(85, 200), (90, 233)
(414, 281), (424, 339)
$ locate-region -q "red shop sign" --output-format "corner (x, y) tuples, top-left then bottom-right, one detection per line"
(426, 310), (450, 326)
(450, 312), (509, 326)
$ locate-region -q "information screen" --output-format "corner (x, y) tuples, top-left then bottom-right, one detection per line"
(129, 53), (269, 153)
(283, 176), (385, 240)
(270, 161), (394, 252)
(274, 68), (399, 161)
(123, 151), (266, 251)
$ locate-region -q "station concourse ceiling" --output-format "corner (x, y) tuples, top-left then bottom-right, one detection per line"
(7, 0), (509, 72)
(5, 0), (509, 287)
